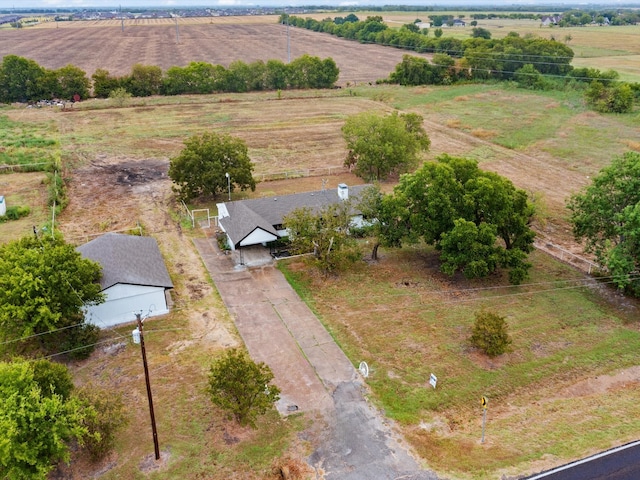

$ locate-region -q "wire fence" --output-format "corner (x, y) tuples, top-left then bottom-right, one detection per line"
(0, 162), (50, 173)
(534, 239), (601, 275)
(257, 165), (346, 182)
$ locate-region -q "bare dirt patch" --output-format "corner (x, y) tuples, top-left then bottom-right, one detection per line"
(61, 156), (170, 240)
(558, 366), (640, 399)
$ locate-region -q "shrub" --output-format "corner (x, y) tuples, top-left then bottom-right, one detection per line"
(470, 310), (512, 357)
(76, 385), (129, 461)
(31, 359), (75, 399)
(108, 87), (132, 107)
(56, 322), (101, 360)
(207, 348), (280, 427)
(1, 205), (30, 221)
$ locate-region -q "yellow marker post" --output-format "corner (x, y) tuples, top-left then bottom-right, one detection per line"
(481, 396), (488, 443)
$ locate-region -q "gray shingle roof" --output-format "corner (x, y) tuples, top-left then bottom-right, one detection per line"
(218, 202), (279, 248)
(220, 184), (370, 248)
(77, 233), (173, 290)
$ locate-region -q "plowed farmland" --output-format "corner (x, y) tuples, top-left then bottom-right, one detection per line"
(0, 17), (429, 85)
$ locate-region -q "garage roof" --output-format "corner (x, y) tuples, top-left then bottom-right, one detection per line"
(77, 233), (173, 290)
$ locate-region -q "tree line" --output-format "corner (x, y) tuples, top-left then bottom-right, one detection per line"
(282, 13), (574, 76)
(0, 54), (339, 103)
(556, 9), (640, 26)
(282, 14), (638, 113)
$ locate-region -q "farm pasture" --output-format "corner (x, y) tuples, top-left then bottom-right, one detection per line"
(0, 14), (639, 479)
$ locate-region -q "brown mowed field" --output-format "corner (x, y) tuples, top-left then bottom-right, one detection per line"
(0, 18), (429, 85)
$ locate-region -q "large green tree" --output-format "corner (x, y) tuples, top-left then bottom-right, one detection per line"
(0, 359), (92, 479)
(123, 64), (162, 97)
(288, 54), (339, 89)
(91, 68), (121, 98)
(0, 235), (103, 358)
(394, 155), (535, 283)
(162, 61), (226, 95)
(168, 132), (257, 201)
(585, 81), (634, 113)
(43, 64), (91, 100)
(0, 55), (46, 103)
(568, 151), (640, 295)
(342, 111), (430, 181)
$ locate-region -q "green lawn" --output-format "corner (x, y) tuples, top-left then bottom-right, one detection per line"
(279, 247), (640, 479)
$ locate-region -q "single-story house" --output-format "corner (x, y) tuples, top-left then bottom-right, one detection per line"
(452, 19), (466, 27)
(216, 183), (369, 251)
(540, 15), (562, 26)
(77, 233), (173, 328)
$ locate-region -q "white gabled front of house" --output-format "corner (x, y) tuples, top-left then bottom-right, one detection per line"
(239, 228), (278, 248)
(83, 283), (170, 328)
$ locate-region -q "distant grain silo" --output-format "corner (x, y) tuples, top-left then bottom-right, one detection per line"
(0, 196), (5, 217)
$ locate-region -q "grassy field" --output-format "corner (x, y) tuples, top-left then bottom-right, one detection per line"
(279, 245), (640, 479)
(299, 11), (640, 83)
(0, 74), (639, 478)
(0, 111), (59, 168)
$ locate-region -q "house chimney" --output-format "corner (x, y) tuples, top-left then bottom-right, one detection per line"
(337, 183), (348, 201)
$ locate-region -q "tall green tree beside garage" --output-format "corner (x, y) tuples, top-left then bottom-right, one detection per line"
(0, 235), (104, 358)
(168, 132), (257, 201)
(568, 151), (640, 295)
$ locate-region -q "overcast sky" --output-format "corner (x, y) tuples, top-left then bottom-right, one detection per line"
(0, 0), (634, 9)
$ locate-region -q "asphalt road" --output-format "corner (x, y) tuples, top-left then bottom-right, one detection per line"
(524, 441), (640, 480)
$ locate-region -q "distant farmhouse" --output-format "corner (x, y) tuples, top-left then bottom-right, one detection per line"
(540, 15), (562, 26)
(216, 184), (369, 252)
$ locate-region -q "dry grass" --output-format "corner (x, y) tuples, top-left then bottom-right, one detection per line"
(470, 128), (497, 139)
(0, 33), (637, 474)
(0, 172), (49, 243)
(280, 246), (640, 479)
(6, 94), (384, 178)
(625, 140), (640, 152)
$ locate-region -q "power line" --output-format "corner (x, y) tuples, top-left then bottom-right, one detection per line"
(336, 276), (639, 316)
(0, 321), (87, 346)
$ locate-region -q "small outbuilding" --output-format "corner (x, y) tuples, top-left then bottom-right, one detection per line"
(0, 196), (5, 216)
(77, 233), (173, 328)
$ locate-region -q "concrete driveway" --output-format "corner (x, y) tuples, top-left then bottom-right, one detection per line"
(194, 238), (440, 480)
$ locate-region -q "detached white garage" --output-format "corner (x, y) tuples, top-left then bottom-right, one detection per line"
(77, 233), (173, 328)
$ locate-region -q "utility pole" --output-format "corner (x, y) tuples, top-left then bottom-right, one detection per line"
(175, 16), (180, 44)
(286, 12), (291, 64)
(51, 170), (56, 238)
(133, 313), (160, 460)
